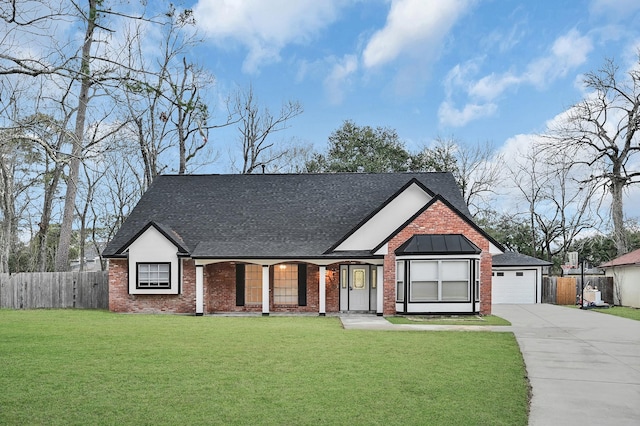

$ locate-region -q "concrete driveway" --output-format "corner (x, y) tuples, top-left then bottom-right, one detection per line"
(493, 304), (640, 426)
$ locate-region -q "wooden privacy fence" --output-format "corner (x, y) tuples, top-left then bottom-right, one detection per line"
(0, 271), (108, 309)
(557, 277), (576, 305)
(542, 276), (613, 305)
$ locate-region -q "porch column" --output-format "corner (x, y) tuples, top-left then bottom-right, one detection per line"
(262, 265), (269, 316)
(376, 265), (384, 316)
(195, 265), (204, 316)
(319, 266), (326, 316)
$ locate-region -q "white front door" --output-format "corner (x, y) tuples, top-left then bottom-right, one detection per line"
(348, 265), (369, 310)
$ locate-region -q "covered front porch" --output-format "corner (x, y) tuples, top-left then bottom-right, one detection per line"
(192, 258), (384, 316)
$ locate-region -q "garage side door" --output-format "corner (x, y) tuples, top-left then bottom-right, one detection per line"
(492, 270), (536, 304)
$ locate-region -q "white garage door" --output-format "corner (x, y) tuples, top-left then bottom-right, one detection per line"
(492, 270), (536, 304)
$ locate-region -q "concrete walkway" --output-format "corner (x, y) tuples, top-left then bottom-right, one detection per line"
(340, 305), (640, 426)
(339, 314), (512, 332)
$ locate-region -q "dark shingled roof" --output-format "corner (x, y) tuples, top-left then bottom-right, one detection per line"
(492, 252), (552, 267)
(103, 173), (473, 259)
(395, 234), (481, 255)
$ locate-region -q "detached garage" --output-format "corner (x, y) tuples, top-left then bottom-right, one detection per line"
(599, 248), (640, 308)
(492, 252), (551, 304)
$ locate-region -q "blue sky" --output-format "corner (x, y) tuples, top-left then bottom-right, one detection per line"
(185, 0), (640, 163)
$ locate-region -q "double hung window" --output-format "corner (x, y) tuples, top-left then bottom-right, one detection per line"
(245, 264), (263, 304)
(274, 264), (298, 305)
(474, 260), (480, 302)
(408, 260), (470, 302)
(137, 263), (171, 289)
(396, 261), (405, 302)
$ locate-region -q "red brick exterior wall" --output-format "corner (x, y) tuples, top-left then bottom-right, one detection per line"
(325, 266), (340, 312)
(203, 262), (340, 314)
(108, 201), (493, 315)
(383, 200), (493, 315)
(108, 259), (343, 314)
(108, 258), (197, 314)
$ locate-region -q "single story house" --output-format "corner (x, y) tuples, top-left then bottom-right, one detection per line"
(491, 252), (552, 304)
(102, 173), (505, 316)
(599, 248), (640, 308)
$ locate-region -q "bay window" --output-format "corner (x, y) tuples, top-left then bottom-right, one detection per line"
(408, 260), (471, 302)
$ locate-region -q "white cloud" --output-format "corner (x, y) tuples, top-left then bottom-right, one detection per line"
(362, 0), (473, 69)
(437, 100), (497, 127)
(323, 54), (359, 105)
(590, 0), (640, 19)
(193, 0), (346, 73)
(439, 29), (593, 127)
(622, 37), (640, 69)
(468, 72), (521, 101)
(481, 22), (525, 54)
(499, 133), (540, 160)
(524, 29), (592, 88)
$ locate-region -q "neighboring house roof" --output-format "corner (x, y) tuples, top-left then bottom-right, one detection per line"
(395, 234), (481, 255)
(103, 173), (491, 259)
(492, 252), (552, 267)
(599, 248), (640, 268)
(75, 242), (106, 260)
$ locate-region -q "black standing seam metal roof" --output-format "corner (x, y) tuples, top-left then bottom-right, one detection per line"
(394, 234), (482, 255)
(103, 173), (476, 259)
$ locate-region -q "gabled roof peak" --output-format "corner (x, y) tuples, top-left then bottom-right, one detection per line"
(103, 172), (474, 259)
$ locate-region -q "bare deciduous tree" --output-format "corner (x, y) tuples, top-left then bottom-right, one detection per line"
(545, 57), (640, 255)
(233, 84), (303, 174)
(123, 7), (234, 182)
(415, 137), (503, 216)
(21, 111), (71, 271)
(508, 141), (600, 263)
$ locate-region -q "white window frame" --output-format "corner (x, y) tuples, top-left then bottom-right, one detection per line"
(136, 262), (171, 289)
(474, 259), (480, 302)
(245, 264), (263, 305)
(409, 259), (471, 302)
(396, 261), (405, 302)
(273, 264), (298, 305)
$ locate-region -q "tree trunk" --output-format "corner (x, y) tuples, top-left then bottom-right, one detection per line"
(610, 177), (628, 255)
(54, 0), (97, 272)
(0, 159), (15, 273)
(136, 117), (153, 187)
(36, 164), (62, 272)
(178, 108), (186, 174)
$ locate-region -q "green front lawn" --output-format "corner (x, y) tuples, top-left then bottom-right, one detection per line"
(0, 310), (528, 425)
(589, 306), (640, 321)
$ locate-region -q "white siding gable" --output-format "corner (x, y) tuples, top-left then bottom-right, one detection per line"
(489, 241), (504, 255)
(335, 182), (432, 251)
(128, 226), (180, 295)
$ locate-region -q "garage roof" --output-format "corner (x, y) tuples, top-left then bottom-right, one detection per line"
(492, 252), (552, 267)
